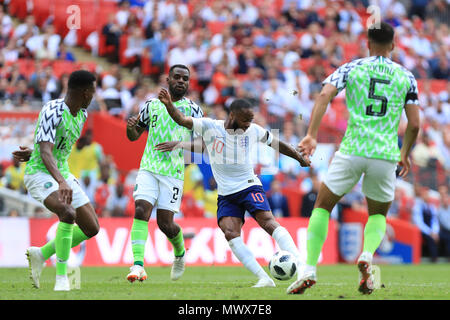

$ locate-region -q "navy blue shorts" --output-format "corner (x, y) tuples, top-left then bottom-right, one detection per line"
(217, 185), (271, 223)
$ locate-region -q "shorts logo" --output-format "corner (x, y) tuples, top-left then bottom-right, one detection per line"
(44, 182), (53, 189)
(134, 184), (138, 191)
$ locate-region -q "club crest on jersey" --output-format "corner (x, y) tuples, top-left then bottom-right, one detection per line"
(44, 182), (53, 189)
(240, 136), (249, 148)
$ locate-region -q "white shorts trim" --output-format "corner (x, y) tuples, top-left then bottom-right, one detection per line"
(24, 172), (90, 209)
(324, 151), (397, 203)
(133, 170), (183, 213)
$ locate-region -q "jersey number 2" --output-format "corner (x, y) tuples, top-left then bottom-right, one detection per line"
(366, 78), (391, 117)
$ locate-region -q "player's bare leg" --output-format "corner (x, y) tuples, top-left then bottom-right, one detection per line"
(128, 199), (153, 283)
(357, 197), (390, 295)
(254, 210), (302, 278)
(157, 209), (186, 281)
(287, 183), (342, 294)
(219, 216), (275, 288)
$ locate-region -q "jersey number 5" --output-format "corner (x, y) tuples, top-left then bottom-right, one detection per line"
(366, 78), (391, 117)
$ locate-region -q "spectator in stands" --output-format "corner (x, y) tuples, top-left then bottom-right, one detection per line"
(340, 186), (366, 212)
(80, 173), (97, 205)
(14, 15), (39, 40)
(105, 181), (129, 217)
(9, 79), (30, 107)
(300, 22), (325, 58)
(56, 44), (76, 62)
(124, 25), (144, 69)
(33, 207), (47, 219)
(387, 188), (403, 219)
(102, 13), (123, 63)
(268, 179), (290, 218)
(94, 161), (113, 216)
(142, 26), (170, 82)
(203, 177), (218, 218)
(0, 6), (13, 38)
(426, 0), (450, 26)
(5, 156), (26, 192)
(431, 55), (450, 80)
(7, 208), (20, 217)
(300, 171), (320, 218)
(438, 185), (450, 260)
(413, 185), (440, 262)
(262, 78), (292, 123)
(2, 39), (19, 63)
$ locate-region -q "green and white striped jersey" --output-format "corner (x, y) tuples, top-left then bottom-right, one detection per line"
(137, 97), (203, 180)
(323, 56), (419, 162)
(25, 99), (87, 179)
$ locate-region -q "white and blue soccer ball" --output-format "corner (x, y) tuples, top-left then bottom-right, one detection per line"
(268, 250), (297, 281)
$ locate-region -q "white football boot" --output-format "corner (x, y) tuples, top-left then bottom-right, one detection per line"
(171, 255), (185, 281)
(26, 247), (45, 289)
(127, 265), (148, 283)
(252, 277), (276, 288)
(286, 268), (317, 294)
(357, 252), (375, 295)
(54, 275), (70, 291)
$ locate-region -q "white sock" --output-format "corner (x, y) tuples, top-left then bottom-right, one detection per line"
(272, 226), (301, 263)
(228, 237), (269, 280)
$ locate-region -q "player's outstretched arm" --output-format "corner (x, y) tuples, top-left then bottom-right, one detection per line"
(126, 115), (145, 141)
(12, 146), (33, 162)
(270, 137), (310, 167)
(154, 138), (205, 154)
(158, 88), (193, 130)
(39, 141), (72, 205)
(298, 83), (337, 157)
(399, 104), (420, 177)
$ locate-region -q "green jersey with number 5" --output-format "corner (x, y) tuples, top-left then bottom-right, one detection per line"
(25, 99), (87, 179)
(137, 97), (203, 180)
(323, 56), (419, 162)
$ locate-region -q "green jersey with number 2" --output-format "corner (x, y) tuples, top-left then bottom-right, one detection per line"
(323, 56), (419, 162)
(137, 97), (203, 180)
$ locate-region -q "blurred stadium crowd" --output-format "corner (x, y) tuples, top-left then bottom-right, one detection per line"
(0, 0), (449, 259)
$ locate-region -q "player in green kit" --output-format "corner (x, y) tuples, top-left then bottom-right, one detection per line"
(125, 64), (203, 282)
(14, 70), (99, 291)
(287, 22), (421, 295)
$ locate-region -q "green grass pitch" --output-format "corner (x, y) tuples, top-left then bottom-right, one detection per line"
(0, 264), (449, 300)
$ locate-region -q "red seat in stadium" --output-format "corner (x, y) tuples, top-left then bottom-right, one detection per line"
(207, 21), (226, 35)
(119, 35), (137, 67)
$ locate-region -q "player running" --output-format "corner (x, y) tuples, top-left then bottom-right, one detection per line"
(157, 92), (310, 288)
(125, 64), (203, 282)
(14, 70), (100, 291)
(287, 22), (421, 295)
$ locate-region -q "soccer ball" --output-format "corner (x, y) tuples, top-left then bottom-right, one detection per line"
(268, 250), (297, 281)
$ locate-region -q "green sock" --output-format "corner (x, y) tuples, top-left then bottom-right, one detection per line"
(169, 229), (185, 257)
(362, 214), (387, 254)
(131, 218), (148, 266)
(306, 208), (330, 266)
(40, 225), (90, 261)
(55, 222), (74, 276)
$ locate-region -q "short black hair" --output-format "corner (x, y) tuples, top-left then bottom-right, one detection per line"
(229, 99), (253, 113)
(68, 70), (96, 90)
(368, 21), (394, 45)
(169, 64), (190, 76)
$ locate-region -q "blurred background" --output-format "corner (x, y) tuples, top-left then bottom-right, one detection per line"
(0, 0), (448, 265)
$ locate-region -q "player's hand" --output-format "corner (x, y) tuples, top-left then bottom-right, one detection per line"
(154, 141), (182, 152)
(158, 88), (172, 107)
(12, 146), (32, 162)
(127, 115), (139, 129)
(298, 135), (317, 157)
(398, 153), (411, 178)
(58, 180), (73, 205)
(297, 153), (311, 167)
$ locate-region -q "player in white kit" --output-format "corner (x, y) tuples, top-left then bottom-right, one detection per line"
(156, 90), (310, 288)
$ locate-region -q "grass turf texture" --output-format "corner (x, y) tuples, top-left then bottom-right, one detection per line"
(0, 264), (448, 300)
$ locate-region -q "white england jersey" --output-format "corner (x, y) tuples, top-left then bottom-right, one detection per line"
(192, 118), (273, 196)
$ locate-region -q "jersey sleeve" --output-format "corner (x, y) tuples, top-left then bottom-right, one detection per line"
(35, 103), (63, 144)
(190, 100), (204, 119)
(405, 72), (419, 106)
(253, 124), (273, 146)
(322, 60), (360, 93)
(137, 100), (152, 128)
(192, 117), (215, 137)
